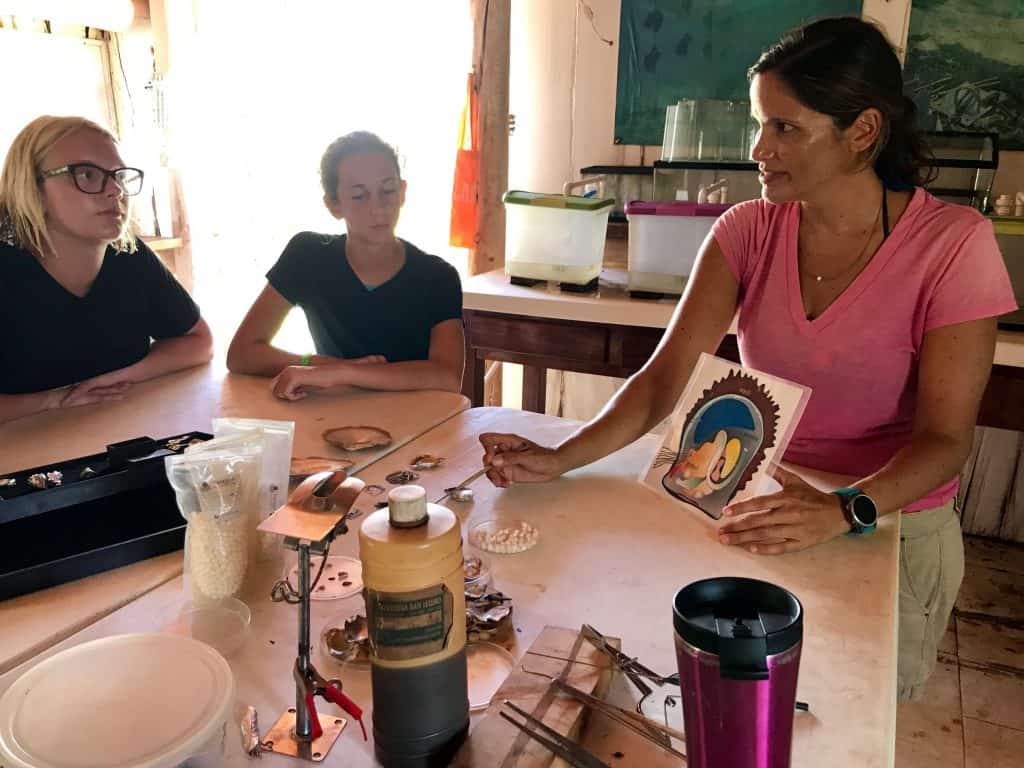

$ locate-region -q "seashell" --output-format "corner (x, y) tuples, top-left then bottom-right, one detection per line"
(411, 454), (444, 470)
(289, 456), (355, 478)
(385, 470), (419, 485)
(322, 426), (393, 452)
(364, 484), (386, 496)
(0, 477), (16, 487)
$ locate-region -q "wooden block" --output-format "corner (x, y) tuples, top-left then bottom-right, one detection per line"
(452, 625), (617, 767)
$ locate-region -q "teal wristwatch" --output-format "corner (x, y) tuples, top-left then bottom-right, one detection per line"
(833, 487), (878, 535)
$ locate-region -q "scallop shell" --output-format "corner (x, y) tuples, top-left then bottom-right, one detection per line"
(322, 426), (393, 452)
(289, 456), (356, 478)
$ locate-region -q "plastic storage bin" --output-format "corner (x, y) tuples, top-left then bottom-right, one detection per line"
(503, 191), (614, 290)
(626, 201), (730, 297)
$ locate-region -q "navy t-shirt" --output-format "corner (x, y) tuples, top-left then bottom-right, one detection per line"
(0, 238), (200, 394)
(266, 232), (462, 361)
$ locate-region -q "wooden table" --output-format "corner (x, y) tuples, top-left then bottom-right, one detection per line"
(462, 269), (1024, 430)
(0, 363), (469, 673)
(1, 407), (900, 767)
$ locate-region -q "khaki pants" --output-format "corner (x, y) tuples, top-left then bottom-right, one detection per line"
(898, 499), (964, 701)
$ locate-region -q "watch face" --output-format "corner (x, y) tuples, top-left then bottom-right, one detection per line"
(851, 494), (878, 526)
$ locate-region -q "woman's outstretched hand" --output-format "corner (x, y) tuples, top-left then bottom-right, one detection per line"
(479, 432), (567, 487)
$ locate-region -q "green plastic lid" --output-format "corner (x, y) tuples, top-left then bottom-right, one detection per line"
(502, 190), (614, 211)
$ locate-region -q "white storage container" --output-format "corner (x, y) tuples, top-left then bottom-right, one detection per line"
(503, 191), (614, 288)
(0, 633), (235, 768)
(626, 200), (730, 296)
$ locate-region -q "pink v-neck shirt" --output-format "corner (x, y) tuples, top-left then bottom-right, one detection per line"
(711, 188), (1018, 512)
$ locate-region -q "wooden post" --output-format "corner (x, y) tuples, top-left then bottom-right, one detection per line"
(470, 0), (510, 276)
(470, 0), (511, 406)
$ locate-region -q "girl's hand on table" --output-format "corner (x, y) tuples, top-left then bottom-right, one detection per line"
(58, 376), (133, 408)
(479, 433), (565, 487)
(347, 354), (387, 365)
(272, 365), (334, 400)
(718, 466), (849, 554)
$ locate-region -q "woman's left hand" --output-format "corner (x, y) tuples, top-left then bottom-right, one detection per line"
(718, 466), (850, 554)
(272, 365), (337, 400)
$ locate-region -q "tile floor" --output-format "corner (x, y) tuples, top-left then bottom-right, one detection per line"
(896, 535), (1024, 767)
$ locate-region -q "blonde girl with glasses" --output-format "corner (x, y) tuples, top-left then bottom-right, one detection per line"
(0, 115), (213, 423)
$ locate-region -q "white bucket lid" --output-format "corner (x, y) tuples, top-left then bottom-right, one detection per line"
(0, 633), (234, 768)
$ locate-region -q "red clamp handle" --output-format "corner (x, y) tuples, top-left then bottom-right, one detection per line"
(304, 692), (324, 740)
(323, 683), (368, 741)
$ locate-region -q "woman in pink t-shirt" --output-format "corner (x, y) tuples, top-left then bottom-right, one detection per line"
(479, 17), (1016, 700)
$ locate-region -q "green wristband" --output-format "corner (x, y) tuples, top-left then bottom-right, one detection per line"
(299, 353), (312, 366)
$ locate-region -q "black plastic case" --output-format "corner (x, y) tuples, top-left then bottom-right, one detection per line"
(0, 432), (210, 600)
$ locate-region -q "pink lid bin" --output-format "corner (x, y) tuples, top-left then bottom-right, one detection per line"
(624, 201), (731, 218)
(625, 200), (732, 297)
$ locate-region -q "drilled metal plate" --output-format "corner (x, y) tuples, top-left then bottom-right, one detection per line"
(285, 555), (363, 601)
(261, 707), (347, 762)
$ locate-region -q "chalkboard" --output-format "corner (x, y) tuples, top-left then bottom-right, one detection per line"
(614, 0), (861, 145)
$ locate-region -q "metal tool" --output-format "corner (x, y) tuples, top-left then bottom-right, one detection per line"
(552, 678), (685, 752)
(434, 466), (487, 504)
(257, 471), (369, 762)
(434, 442), (532, 504)
(500, 700), (611, 768)
(581, 624), (682, 696)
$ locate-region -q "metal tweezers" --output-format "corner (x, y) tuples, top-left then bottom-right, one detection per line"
(581, 624), (678, 697)
(500, 700), (612, 768)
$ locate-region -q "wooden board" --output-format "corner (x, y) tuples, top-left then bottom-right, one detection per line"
(452, 625), (616, 767)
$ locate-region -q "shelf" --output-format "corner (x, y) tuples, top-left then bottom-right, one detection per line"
(653, 160), (758, 171)
(992, 217), (1024, 236)
(580, 165), (653, 175)
(141, 236), (184, 252)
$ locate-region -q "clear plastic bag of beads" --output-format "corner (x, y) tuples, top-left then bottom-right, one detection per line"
(165, 436), (262, 601)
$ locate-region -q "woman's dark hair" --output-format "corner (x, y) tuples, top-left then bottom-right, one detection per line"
(749, 16), (934, 189)
(320, 131), (402, 201)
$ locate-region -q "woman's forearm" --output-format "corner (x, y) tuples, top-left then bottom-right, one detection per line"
(857, 430), (973, 516)
(556, 362), (688, 473)
(122, 332), (214, 383)
(0, 390), (60, 424)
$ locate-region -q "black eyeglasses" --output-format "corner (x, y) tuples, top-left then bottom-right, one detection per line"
(39, 162), (145, 196)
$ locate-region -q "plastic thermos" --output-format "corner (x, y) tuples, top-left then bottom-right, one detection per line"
(359, 486), (469, 767)
(673, 577), (804, 768)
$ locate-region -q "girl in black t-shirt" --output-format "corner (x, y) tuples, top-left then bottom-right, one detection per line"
(227, 131), (464, 398)
(0, 116), (213, 424)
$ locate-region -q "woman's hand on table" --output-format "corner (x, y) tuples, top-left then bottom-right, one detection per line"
(718, 466), (849, 554)
(479, 433), (566, 487)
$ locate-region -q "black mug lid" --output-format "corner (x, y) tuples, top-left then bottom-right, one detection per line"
(673, 577), (803, 681)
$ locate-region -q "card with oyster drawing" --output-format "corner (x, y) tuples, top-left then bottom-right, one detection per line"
(640, 353), (811, 520)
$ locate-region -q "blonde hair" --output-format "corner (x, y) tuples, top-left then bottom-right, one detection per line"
(0, 115), (138, 257)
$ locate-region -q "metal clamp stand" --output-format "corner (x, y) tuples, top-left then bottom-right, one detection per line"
(258, 471), (369, 762)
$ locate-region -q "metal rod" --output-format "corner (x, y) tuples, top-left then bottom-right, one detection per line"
(295, 542), (312, 740)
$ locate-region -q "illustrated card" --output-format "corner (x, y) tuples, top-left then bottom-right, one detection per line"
(640, 353), (811, 520)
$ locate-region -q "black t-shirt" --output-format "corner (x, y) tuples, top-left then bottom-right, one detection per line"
(0, 238), (200, 394)
(266, 232), (463, 361)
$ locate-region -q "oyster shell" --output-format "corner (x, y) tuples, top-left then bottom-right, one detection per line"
(322, 426), (393, 452)
(289, 456), (355, 478)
